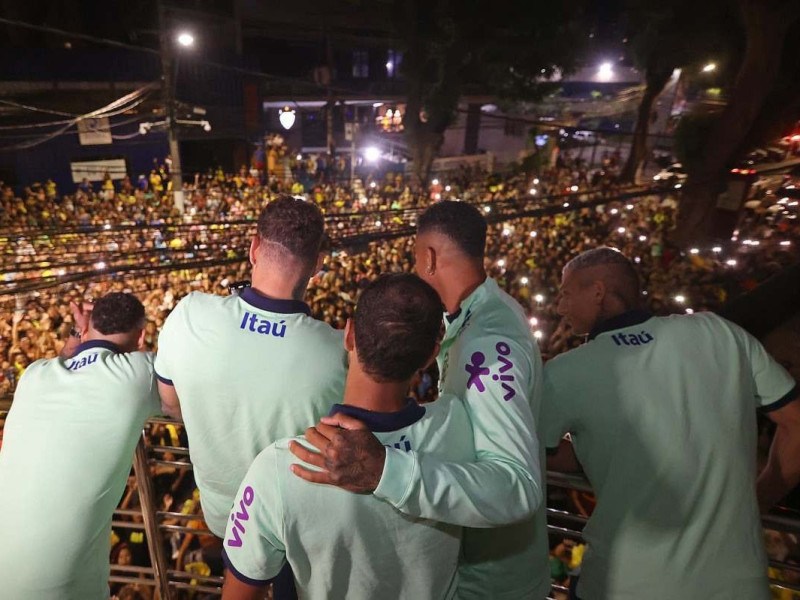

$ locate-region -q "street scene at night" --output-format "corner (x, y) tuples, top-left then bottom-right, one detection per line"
(1, 1), (800, 599)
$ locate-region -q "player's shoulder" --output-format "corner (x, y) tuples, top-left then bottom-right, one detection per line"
(297, 314), (345, 346)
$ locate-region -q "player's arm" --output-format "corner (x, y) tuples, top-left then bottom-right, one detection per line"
(157, 380), (182, 420)
(222, 572), (265, 600)
(546, 438), (582, 473)
(59, 301), (92, 359)
(757, 386), (800, 511)
(153, 299), (184, 419)
(222, 447), (287, 597)
(290, 337), (543, 527)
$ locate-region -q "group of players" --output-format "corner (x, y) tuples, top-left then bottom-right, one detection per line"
(0, 195), (798, 600)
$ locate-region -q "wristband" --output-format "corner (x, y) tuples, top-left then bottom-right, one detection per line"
(68, 327), (82, 339)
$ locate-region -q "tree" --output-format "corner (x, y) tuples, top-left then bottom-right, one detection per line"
(676, 0), (800, 244)
(620, 0), (735, 183)
(392, 0), (586, 185)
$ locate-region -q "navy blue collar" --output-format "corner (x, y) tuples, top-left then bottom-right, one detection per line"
(240, 287), (311, 316)
(445, 308), (462, 324)
(329, 400), (426, 432)
(588, 309), (653, 341)
(75, 340), (122, 354)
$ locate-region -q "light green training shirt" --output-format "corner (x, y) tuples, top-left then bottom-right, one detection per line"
(0, 341), (160, 600)
(154, 287), (346, 536)
(543, 310), (797, 600)
(375, 277), (549, 599)
(222, 397), (475, 599)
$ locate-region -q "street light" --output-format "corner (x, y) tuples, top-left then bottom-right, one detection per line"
(597, 62), (614, 82)
(364, 146), (381, 163)
(176, 32), (195, 47)
(702, 62), (716, 73)
(279, 107), (296, 130)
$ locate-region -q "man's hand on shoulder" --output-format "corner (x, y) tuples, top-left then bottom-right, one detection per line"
(289, 414), (385, 493)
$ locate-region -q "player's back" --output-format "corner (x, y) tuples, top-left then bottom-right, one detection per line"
(225, 396), (474, 599)
(154, 289), (346, 535)
(0, 343), (159, 599)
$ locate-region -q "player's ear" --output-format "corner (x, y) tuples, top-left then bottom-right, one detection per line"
(426, 246), (436, 276)
(343, 318), (355, 352)
(593, 279), (606, 305)
(249, 236), (260, 266)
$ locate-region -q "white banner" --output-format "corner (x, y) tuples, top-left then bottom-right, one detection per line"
(70, 158), (127, 183)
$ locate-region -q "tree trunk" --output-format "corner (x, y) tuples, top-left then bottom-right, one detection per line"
(620, 67), (673, 183)
(676, 0), (799, 245)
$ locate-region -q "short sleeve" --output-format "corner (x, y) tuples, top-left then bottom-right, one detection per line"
(222, 446), (287, 584)
(738, 325), (797, 412)
(153, 295), (188, 385)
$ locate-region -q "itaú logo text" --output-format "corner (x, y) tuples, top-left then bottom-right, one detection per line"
(239, 312), (287, 338)
(611, 331), (654, 347)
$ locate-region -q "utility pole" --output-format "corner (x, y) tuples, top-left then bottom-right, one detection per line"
(158, 0), (185, 213)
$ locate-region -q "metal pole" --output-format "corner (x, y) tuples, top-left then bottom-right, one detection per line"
(158, 1), (185, 214)
(133, 434), (173, 600)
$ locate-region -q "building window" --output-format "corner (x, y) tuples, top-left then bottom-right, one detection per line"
(352, 50), (369, 79)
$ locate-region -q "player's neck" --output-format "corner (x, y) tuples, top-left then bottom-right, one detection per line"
(250, 271), (306, 302)
(343, 362), (410, 414)
(442, 270), (486, 315)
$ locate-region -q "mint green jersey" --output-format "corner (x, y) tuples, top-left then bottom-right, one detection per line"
(154, 288), (346, 536)
(0, 341), (160, 600)
(375, 277), (549, 599)
(543, 310), (797, 600)
(223, 398), (474, 599)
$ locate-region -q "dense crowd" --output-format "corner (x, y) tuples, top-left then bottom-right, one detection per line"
(1, 156), (799, 599)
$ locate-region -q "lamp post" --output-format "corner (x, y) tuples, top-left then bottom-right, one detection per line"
(158, 1), (187, 214)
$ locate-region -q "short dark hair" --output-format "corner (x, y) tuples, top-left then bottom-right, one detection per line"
(257, 195), (325, 262)
(354, 273), (443, 383)
(417, 201), (487, 259)
(91, 293), (146, 335)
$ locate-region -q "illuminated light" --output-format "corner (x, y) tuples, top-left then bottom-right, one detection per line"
(702, 62), (716, 73)
(726, 259), (737, 266)
(364, 146), (381, 162)
(689, 248), (700, 255)
(733, 230), (740, 235)
(731, 168), (740, 174)
(445, 185), (451, 192)
(533, 178), (540, 185)
(529, 188), (537, 195)
(529, 317), (538, 326)
(484, 206), (491, 213)
(597, 62), (614, 82)
(642, 291), (648, 296)
(529, 231), (537, 238)
(502, 228), (512, 237)
(372, 102), (383, 108)
(626, 204), (634, 210)
(685, 308), (695, 315)
(533, 330), (544, 340)
(570, 185), (579, 192)
(95, 261), (106, 270)
(57, 268), (66, 276)
(103, 224), (112, 230)
(177, 32), (195, 47)
(369, 181), (377, 189)
(712, 246), (722, 253)
(634, 257), (641, 264)
(534, 294), (545, 303)
(432, 179), (439, 186)
(790, 201), (799, 207)
(563, 202), (570, 208)
(497, 259), (506, 267)
(778, 198), (789, 205)
(674, 183), (683, 189)
(359, 197), (368, 205)
(434, 193), (441, 200)
(375, 220), (382, 228)
(296, 154), (302, 160)
(610, 208), (619, 215)
(780, 240), (791, 246)
(520, 276), (529, 285)
(617, 227), (626, 234)
(674, 294), (686, 304)
(638, 235), (647, 242)
(279, 107), (296, 130)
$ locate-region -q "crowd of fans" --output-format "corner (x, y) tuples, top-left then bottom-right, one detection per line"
(1, 153), (799, 598)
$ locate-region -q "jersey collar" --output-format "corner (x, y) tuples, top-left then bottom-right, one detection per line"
(443, 276), (494, 335)
(328, 400), (426, 432)
(588, 309), (653, 341)
(74, 340), (122, 354)
(240, 287), (311, 316)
